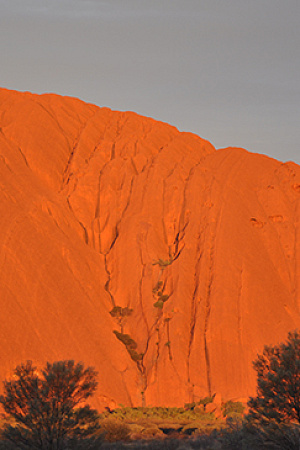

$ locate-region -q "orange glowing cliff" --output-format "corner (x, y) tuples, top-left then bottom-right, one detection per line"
(0, 88), (299, 409)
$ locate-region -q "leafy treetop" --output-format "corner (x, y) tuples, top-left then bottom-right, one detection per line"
(247, 330), (300, 426)
(0, 360), (100, 450)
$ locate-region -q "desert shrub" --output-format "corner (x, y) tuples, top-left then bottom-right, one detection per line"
(247, 330), (300, 426)
(109, 306), (133, 318)
(238, 330), (300, 448)
(182, 421), (221, 438)
(221, 400), (244, 418)
(100, 404), (222, 435)
(127, 348), (143, 361)
(216, 417), (257, 450)
(199, 395), (216, 408)
(126, 423), (145, 440)
(184, 395), (215, 412)
(181, 424), (199, 436)
(113, 331), (143, 362)
(241, 421), (300, 450)
(109, 306), (133, 331)
(153, 300), (164, 309)
(141, 427), (164, 439)
(219, 411), (300, 449)
(263, 423), (300, 450)
(152, 258), (173, 268)
(113, 331), (137, 349)
(0, 360), (100, 450)
(100, 420), (131, 442)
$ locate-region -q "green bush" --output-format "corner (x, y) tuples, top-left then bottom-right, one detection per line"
(247, 330), (300, 426)
(110, 306), (133, 318)
(152, 281), (163, 293)
(113, 331), (137, 349)
(153, 300), (164, 309)
(222, 401), (245, 418)
(0, 361), (100, 449)
(127, 348), (143, 362)
(152, 258), (173, 268)
(113, 331), (143, 363)
(141, 427), (164, 438)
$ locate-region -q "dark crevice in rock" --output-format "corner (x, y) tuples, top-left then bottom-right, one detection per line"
(104, 254), (116, 308)
(61, 110), (98, 189)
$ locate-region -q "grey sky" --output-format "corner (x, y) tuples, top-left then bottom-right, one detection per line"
(0, 0), (299, 164)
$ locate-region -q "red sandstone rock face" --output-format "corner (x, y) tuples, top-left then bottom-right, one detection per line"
(0, 88), (299, 409)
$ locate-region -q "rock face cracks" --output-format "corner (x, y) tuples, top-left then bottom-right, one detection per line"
(0, 88), (299, 409)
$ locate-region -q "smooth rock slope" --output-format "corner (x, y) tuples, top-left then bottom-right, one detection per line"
(0, 88), (299, 409)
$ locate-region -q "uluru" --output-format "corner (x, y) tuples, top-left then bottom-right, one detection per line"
(0, 87), (299, 410)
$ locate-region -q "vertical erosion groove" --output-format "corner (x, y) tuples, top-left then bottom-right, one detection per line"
(61, 111), (97, 189)
(104, 254), (115, 308)
(237, 268), (243, 347)
(17, 147), (29, 168)
(135, 264), (149, 403)
(204, 335), (211, 397)
(138, 264), (151, 347)
(165, 319), (173, 361)
(187, 246), (203, 385)
(204, 248), (213, 397)
(202, 185), (221, 397)
(94, 171), (101, 220)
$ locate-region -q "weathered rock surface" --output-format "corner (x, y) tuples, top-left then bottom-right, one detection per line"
(0, 88), (299, 409)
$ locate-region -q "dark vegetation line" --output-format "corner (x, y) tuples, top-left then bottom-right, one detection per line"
(0, 330), (298, 449)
